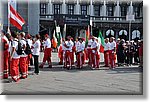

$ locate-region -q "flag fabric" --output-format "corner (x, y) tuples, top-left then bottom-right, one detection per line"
(52, 30), (58, 48)
(85, 25), (90, 47)
(57, 32), (62, 47)
(98, 31), (105, 53)
(9, 5), (25, 30)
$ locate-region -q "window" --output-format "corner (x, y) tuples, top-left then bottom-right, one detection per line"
(134, 6), (140, 17)
(54, 4), (61, 14)
(107, 5), (114, 16)
(94, 5), (100, 16)
(40, 3), (48, 14)
(81, 5), (87, 15)
(121, 5), (127, 16)
(68, 4), (74, 15)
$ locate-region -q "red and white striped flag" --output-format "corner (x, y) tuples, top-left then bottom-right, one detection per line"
(8, 0), (25, 30)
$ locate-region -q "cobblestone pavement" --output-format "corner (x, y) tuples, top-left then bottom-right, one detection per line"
(1, 52), (143, 95)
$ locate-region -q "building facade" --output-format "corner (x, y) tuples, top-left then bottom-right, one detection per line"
(1, 0), (143, 40)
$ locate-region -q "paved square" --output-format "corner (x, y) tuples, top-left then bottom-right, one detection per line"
(1, 52), (142, 95)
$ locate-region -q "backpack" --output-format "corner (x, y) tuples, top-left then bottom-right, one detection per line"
(14, 40), (23, 55)
(24, 41), (32, 55)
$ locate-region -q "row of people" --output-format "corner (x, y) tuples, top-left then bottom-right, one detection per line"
(1, 30), (41, 82)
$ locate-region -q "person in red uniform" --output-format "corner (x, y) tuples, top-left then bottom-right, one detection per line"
(63, 36), (72, 69)
(87, 36), (92, 67)
(9, 32), (20, 82)
(1, 30), (9, 79)
(91, 36), (98, 69)
(95, 38), (100, 69)
(109, 37), (116, 69)
(75, 38), (85, 69)
(104, 38), (110, 67)
(26, 34), (33, 71)
(19, 32), (28, 79)
(39, 34), (52, 68)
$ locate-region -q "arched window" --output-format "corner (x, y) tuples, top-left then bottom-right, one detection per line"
(132, 30), (140, 39)
(106, 29), (114, 36)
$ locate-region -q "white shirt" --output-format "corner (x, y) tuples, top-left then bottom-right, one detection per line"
(110, 41), (116, 50)
(11, 38), (20, 59)
(87, 39), (92, 49)
(76, 42), (85, 52)
(32, 40), (41, 56)
(69, 40), (74, 52)
(104, 42), (110, 51)
(91, 40), (98, 49)
(44, 38), (51, 48)
(27, 39), (33, 48)
(20, 39), (27, 57)
(65, 41), (72, 51)
(62, 41), (66, 51)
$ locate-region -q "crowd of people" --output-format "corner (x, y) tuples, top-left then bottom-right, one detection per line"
(0, 30), (143, 82)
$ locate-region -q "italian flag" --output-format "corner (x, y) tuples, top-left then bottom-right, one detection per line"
(98, 31), (105, 53)
(52, 30), (58, 48)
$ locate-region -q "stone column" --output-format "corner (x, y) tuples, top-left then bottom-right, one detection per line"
(62, 0), (66, 14)
(28, 0), (40, 36)
(75, 0), (80, 14)
(90, 0), (94, 16)
(103, 1), (107, 20)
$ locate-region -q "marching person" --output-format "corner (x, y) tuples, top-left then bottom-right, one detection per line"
(1, 30), (9, 79)
(63, 36), (72, 69)
(32, 34), (41, 75)
(91, 36), (98, 69)
(109, 37), (116, 69)
(9, 32), (20, 82)
(39, 34), (52, 68)
(104, 38), (110, 67)
(75, 38), (85, 69)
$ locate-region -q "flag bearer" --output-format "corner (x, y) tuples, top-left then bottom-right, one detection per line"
(91, 36), (98, 69)
(109, 37), (116, 69)
(104, 38), (110, 67)
(39, 34), (52, 68)
(10, 32), (20, 82)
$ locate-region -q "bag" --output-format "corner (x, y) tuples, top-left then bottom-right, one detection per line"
(15, 40), (23, 55)
(24, 41), (32, 54)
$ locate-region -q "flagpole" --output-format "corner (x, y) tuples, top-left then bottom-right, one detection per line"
(8, 0), (10, 29)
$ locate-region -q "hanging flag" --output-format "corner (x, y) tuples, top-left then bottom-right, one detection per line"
(85, 25), (90, 47)
(98, 31), (105, 53)
(52, 30), (58, 48)
(57, 32), (62, 47)
(9, 4), (25, 30)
